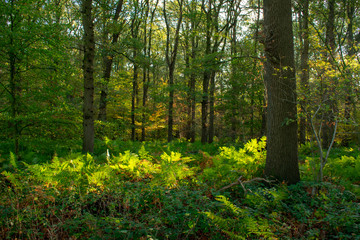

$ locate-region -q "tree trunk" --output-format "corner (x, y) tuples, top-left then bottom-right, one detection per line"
(131, 52), (138, 141)
(9, 45), (19, 157)
(163, 0), (183, 142)
(82, 0), (95, 153)
(263, 0), (300, 184)
(98, 0), (123, 121)
(208, 71), (215, 143)
(342, 0), (355, 146)
(322, 0), (336, 149)
(201, 28), (211, 144)
(299, 0), (310, 145)
(184, 28), (197, 142)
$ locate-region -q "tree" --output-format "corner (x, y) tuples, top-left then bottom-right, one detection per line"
(82, 0), (96, 153)
(163, 0), (184, 142)
(321, 0), (337, 149)
(98, 0), (124, 122)
(182, 0), (200, 142)
(298, 0), (310, 145)
(263, 0), (300, 184)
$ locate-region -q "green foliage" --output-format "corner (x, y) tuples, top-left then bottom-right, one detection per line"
(199, 137), (266, 188)
(325, 155), (360, 182)
(206, 182), (360, 239)
(205, 195), (274, 239)
(1, 139), (360, 239)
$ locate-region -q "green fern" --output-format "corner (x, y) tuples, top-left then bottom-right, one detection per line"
(205, 194), (274, 239)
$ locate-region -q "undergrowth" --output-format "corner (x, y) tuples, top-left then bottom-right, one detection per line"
(1, 138), (359, 239)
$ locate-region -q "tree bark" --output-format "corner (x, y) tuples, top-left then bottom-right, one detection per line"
(184, 25), (197, 143)
(208, 71), (215, 143)
(163, 0), (183, 142)
(98, 0), (124, 121)
(131, 51), (138, 141)
(321, 0), (337, 149)
(82, 0), (95, 153)
(299, 0), (310, 145)
(263, 0), (300, 184)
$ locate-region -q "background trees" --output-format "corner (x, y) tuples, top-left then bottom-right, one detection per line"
(0, 0), (359, 157)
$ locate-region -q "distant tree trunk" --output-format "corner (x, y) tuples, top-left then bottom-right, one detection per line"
(141, 9), (148, 142)
(82, 0), (95, 153)
(263, 0), (300, 184)
(98, 0), (123, 121)
(9, 43), (19, 157)
(251, 0), (261, 139)
(322, 0), (336, 149)
(131, 51), (138, 141)
(188, 60), (197, 143)
(8, 0), (20, 157)
(201, 22), (211, 144)
(344, 0), (354, 121)
(163, 0), (183, 142)
(141, 0), (157, 141)
(130, 4), (142, 141)
(208, 71), (215, 143)
(299, 0), (310, 145)
(341, 0), (356, 146)
(184, 23), (197, 143)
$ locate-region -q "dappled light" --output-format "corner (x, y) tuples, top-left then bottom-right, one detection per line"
(1, 0), (360, 238)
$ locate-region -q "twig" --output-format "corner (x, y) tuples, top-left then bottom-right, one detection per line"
(218, 176), (274, 194)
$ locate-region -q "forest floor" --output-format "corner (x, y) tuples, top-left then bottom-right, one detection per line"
(1, 138), (359, 239)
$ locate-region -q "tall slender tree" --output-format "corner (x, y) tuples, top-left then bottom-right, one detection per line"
(82, 0), (96, 153)
(163, 0), (184, 142)
(98, 0), (124, 121)
(298, 0), (310, 145)
(321, 0), (337, 149)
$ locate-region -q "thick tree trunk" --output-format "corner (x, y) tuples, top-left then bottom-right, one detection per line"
(82, 0), (95, 153)
(263, 0), (300, 184)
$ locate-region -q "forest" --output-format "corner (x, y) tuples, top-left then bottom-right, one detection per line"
(0, 0), (359, 239)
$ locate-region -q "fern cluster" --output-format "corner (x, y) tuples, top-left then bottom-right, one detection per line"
(205, 195), (274, 239)
(199, 137), (266, 188)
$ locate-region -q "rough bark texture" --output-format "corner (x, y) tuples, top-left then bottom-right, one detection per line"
(263, 0), (300, 184)
(82, 0), (95, 153)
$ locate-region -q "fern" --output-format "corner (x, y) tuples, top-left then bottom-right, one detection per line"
(205, 195), (274, 239)
(199, 138), (266, 188)
(9, 152), (18, 169)
(1, 171), (23, 191)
